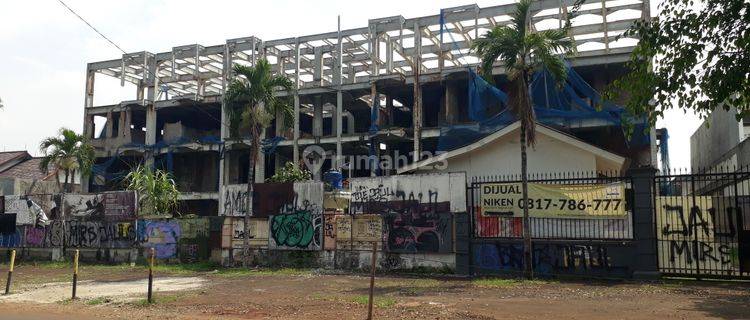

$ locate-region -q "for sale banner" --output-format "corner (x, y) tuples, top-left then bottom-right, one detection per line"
(479, 182), (627, 218)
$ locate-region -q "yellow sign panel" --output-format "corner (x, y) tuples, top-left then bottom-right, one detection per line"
(479, 182), (626, 218)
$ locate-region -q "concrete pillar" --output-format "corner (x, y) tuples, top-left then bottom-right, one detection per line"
(293, 40), (301, 164)
(412, 22), (422, 162)
(105, 112), (114, 139)
(313, 95), (323, 138)
(343, 112), (355, 134)
(630, 167), (660, 279)
(219, 42), (233, 193)
(120, 110), (130, 139)
(136, 83), (145, 101)
(444, 81), (458, 124)
(81, 68), (95, 194)
(386, 96), (394, 126)
(314, 47), (324, 87)
(370, 83), (379, 177)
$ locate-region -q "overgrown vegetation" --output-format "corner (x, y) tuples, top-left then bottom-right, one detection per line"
(125, 165), (180, 217)
(267, 161), (312, 183)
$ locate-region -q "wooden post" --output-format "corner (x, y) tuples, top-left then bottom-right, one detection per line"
(72, 249), (79, 299)
(148, 248), (155, 303)
(367, 241), (377, 320)
(5, 249), (16, 295)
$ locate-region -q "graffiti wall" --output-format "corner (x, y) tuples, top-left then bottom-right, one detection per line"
(220, 184), (250, 216)
(220, 182), (325, 251)
(219, 183), (295, 217)
(473, 241), (632, 277)
(348, 173), (466, 253)
(222, 217), (269, 248)
(656, 196), (744, 275)
(268, 182), (324, 250)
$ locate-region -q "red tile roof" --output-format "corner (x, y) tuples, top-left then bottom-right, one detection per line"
(0, 155), (54, 181)
(0, 151), (29, 168)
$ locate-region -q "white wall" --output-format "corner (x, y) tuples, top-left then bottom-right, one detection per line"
(435, 128), (609, 180)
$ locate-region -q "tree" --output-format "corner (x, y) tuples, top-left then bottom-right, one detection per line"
(607, 0), (750, 127)
(0, 97), (4, 109)
(267, 162), (312, 183)
(472, 0), (573, 279)
(39, 128), (95, 193)
(224, 58), (294, 266)
(125, 165), (180, 217)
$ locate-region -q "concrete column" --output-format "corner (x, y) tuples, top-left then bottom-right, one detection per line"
(630, 167), (660, 279)
(136, 83), (145, 101)
(412, 22), (423, 162)
(444, 81), (458, 124)
(81, 68), (95, 194)
(293, 40), (301, 164)
(314, 47), (324, 87)
(313, 95), (323, 138)
(335, 17), (344, 170)
(219, 43), (233, 193)
(386, 96), (394, 126)
(343, 112), (355, 134)
(370, 83), (379, 177)
(105, 112), (114, 139)
(336, 90), (343, 169)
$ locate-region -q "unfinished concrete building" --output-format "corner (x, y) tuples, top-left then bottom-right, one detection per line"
(82, 0), (654, 216)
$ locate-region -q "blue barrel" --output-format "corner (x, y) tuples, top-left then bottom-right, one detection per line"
(323, 170), (343, 189)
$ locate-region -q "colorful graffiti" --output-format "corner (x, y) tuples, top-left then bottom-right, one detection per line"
(268, 182), (324, 250)
(270, 210), (321, 249)
(349, 174), (464, 254)
(137, 220), (181, 259)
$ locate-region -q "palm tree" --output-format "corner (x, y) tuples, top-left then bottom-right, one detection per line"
(125, 165), (180, 217)
(472, 0), (573, 279)
(39, 128), (96, 193)
(224, 58), (294, 266)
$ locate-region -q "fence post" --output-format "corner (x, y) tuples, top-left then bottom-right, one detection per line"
(366, 241), (377, 320)
(72, 249), (79, 299)
(4, 249), (16, 295)
(148, 248), (155, 303)
(630, 167), (660, 279)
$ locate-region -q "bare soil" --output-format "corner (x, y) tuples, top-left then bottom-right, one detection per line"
(0, 263), (748, 320)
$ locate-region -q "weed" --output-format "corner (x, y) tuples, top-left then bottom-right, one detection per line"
(351, 295), (397, 308)
(86, 296), (111, 305)
(472, 277), (553, 288)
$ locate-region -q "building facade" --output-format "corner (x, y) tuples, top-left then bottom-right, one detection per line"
(81, 1), (654, 216)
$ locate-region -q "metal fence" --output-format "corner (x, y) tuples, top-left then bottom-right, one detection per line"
(469, 171), (633, 241)
(654, 167), (750, 279)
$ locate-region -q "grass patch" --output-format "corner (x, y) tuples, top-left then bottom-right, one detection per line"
(129, 294), (181, 307)
(215, 267), (310, 277)
(86, 296), (111, 305)
(351, 295), (397, 308)
(472, 277), (554, 288)
(151, 262), (219, 274)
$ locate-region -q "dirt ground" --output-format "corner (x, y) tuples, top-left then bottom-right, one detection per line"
(0, 262), (748, 320)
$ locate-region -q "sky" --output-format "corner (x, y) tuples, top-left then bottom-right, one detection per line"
(0, 0), (702, 169)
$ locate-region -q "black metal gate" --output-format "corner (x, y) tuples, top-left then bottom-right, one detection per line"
(654, 169), (750, 279)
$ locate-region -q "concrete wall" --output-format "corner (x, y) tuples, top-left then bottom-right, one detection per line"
(425, 128), (620, 179)
(691, 107), (744, 170)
